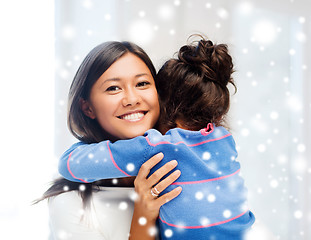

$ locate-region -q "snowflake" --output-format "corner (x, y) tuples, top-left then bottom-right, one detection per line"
(296, 32), (306, 42)
(138, 217), (147, 225)
(294, 210), (303, 219)
(62, 25), (75, 40)
(200, 217), (210, 226)
(174, 0), (180, 6)
(205, 3), (212, 9)
(195, 191), (204, 200)
(297, 144), (306, 153)
(112, 178), (118, 184)
(270, 179), (278, 188)
(298, 17), (305, 24)
(57, 230), (72, 239)
(217, 8), (229, 19)
(119, 201), (128, 210)
(207, 194), (216, 203)
(230, 156), (236, 161)
(158, 4), (174, 20)
(104, 14), (111, 21)
(82, 0), (93, 9)
(289, 49), (296, 55)
(252, 20), (277, 45)
(202, 151), (211, 160)
(241, 128), (250, 137)
(148, 226), (157, 236)
(257, 144), (266, 153)
(138, 11), (145, 18)
(223, 209), (232, 218)
(79, 184), (86, 191)
(128, 20), (153, 45)
(270, 111), (279, 120)
(126, 163), (135, 172)
(164, 229), (173, 238)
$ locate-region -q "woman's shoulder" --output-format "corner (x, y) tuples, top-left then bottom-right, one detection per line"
(48, 189), (135, 239)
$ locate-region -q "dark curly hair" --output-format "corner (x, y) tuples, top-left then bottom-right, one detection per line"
(156, 35), (236, 132)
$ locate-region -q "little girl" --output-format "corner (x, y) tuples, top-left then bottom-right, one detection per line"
(59, 36), (255, 239)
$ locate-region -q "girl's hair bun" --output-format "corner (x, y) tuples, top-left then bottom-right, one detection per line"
(156, 34), (236, 131)
(177, 36), (234, 89)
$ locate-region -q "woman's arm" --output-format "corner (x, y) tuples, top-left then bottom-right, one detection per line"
(129, 153), (182, 240)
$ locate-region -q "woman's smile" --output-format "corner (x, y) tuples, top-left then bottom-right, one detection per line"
(117, 110), (147, 122)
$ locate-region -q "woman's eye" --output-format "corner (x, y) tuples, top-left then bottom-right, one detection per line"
(106, 86), (120, 92)
(137, 81), (150, 87)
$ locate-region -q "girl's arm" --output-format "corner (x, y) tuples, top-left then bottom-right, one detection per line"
(60, 137), (183, 239)
(59, 135), (150, 183)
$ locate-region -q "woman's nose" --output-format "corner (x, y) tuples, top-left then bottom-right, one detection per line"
(122, 89), (141, 107)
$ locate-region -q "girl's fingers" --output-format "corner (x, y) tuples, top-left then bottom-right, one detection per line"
(147, 160), (178, 186)
(136, 152), (164, 180)
(152, 169), (181, 194)
(155, 186), (182, 207)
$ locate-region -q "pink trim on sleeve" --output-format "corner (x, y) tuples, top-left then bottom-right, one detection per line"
(106, 141), (131, 177)
(159, 209), (249, 229)
(171, 169), (240, 185)
(67, 152), (89, 183)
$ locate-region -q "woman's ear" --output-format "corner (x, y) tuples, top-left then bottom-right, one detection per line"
(79, 98), (96, 119)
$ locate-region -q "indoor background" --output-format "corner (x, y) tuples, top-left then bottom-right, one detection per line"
(0, 0), (310, 239)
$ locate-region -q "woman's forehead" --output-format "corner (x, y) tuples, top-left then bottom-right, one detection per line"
(97, 53), (153, 83)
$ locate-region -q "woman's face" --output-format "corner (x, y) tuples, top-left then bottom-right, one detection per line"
(84, 53), (160, 140)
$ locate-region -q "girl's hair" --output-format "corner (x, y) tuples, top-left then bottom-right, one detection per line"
(156, 35), (236, 131)
(35, 41), (156, 206)
(69, 41), (157, 144)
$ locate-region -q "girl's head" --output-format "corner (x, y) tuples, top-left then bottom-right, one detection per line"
(156, 36), (236, 132)
(68, 41), (160, 143)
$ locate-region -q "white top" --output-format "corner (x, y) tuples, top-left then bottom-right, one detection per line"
(48, 187), (135, 240)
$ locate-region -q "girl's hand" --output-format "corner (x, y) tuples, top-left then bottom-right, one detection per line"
(129, 152), (182, 240)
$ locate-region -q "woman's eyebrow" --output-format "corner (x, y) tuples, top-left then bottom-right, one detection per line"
(135, 73), (149, 78)
(103, 77), (121, 83)
(100, 73), (151, 87)
(99, 78), (120, 88)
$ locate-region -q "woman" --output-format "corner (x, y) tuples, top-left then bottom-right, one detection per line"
(40, 41), (182, 240)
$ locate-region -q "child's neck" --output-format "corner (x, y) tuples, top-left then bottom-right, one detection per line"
(175, 119), (187, 130)
(159, 119), (189, 135)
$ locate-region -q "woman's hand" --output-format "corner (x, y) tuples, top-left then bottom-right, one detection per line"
(129, 152), (182, 240)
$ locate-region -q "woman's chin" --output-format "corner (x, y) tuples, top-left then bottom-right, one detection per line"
(122, 127), (149, 139)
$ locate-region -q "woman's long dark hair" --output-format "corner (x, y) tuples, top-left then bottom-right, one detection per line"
(69, 41), (156, 144)
(35, 41), (156, 207)
(156, 35), (236, 132)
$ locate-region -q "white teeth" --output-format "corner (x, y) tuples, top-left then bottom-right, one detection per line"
(121, 112), (144, 121)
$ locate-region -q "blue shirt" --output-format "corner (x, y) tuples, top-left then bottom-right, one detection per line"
(59, 124), (255, 239)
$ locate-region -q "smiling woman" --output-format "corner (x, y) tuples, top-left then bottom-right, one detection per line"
(66, 41), (160, 145)
(80, 53), (160, 141)
(39, 41), (181, 240)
